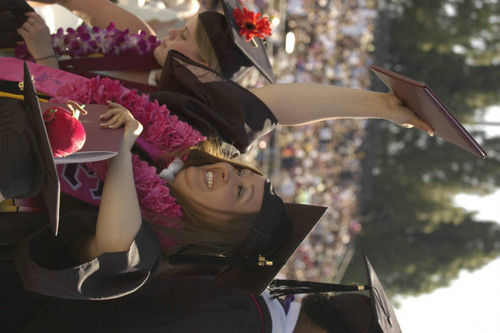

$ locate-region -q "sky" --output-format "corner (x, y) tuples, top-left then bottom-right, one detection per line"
(396, 189), (500, 332)
(395, 107), (500, 332)
(396, 256), (500, 333)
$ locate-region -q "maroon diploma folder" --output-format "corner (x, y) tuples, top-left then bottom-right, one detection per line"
(370, 65), (487, 158)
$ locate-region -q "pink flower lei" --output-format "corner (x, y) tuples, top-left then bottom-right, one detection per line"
(15, 22), (160, 61)
(52, 76), (206, 248)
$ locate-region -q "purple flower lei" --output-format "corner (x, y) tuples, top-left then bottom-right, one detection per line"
(15, 22), (160, 61)
(51, 76), (206, 249)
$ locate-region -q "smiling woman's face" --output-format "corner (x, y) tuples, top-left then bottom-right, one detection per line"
(153, 15), (203, 66)
(171, 162), (266, 220)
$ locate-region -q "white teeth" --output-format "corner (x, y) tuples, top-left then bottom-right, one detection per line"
(206, 171), (214, 189)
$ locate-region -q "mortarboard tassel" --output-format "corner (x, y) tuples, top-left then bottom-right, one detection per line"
(269, 279), (371, 298)
(169, 254), (275, 267)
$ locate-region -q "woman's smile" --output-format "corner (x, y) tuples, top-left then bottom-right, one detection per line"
(206, 170), (214, 189)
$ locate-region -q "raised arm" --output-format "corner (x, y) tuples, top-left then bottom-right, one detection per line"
(250, 83), (434, 135)
(81, 101), (144, 261)
(30, 0), (155, 35)
(17, 12), (59, 68)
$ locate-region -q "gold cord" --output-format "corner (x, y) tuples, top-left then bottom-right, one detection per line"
(0, 91), (49, 103)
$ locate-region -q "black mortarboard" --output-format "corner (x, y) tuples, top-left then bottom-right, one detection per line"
(0, 0), (34, 48)
(156, 50), (278, 153)
(170, 182), (328, 295)
(198, 0), (275, 83)
(212, 201), (328, 295)
(0, 62), (60, 234)
(270, 255), (403, 333)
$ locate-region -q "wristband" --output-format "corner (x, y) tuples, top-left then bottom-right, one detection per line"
(35, 54), (57, 61)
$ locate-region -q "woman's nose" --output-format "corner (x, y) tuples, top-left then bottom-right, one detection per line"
(168, 29), (177, 40)
(219, 163), (236, 183)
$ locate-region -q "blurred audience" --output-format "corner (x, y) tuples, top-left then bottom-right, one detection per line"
(241, 0), (378, 282)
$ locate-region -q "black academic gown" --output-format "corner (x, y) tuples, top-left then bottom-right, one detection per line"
(151, 50), (278, 153)
(1, 266), (272, 333)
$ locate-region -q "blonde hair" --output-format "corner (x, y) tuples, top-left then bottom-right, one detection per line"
(195, 18), (221, 73)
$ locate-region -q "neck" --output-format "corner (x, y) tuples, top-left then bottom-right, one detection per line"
(94, 70), (151, 85)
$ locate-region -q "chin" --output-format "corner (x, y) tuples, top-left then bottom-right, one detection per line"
(153, 49), (167, 66)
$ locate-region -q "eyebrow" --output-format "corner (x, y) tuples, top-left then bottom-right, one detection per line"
(234, 179), (253, 205)
(184, 25), (191, 38)
(246, 184), (254, 205)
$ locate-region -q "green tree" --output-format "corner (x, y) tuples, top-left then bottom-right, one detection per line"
(362, 121), (500, 232)
(351, 0), (500, 300)
(342, 216), (500, 301)
(384, 0), (500, 114)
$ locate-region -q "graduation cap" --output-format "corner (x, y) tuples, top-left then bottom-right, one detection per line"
(197, 0), (275, 83)
(169, 179), (328, 295)
(155, 50), (279, 153)
(270, 255), (403, 333)
(212, 202), (327, 295)
(0, 0), (34, 48)
(0, 62), (60, 234)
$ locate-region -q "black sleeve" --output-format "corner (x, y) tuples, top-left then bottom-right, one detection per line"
(149, 50), (278, 153)
(15, 211), (162, 300)
(22, 275), (273, 333)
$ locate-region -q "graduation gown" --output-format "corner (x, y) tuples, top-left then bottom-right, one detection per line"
(1, 208), (162, 300)
(1, 269), (272, 333)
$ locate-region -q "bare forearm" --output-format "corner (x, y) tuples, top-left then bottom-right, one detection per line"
(58, 0), (155, 34)
(17, 12), (60, 69)
(250, 84), (393, 126)
(84, 148), (142, 260)
(35, 55), (59, 69)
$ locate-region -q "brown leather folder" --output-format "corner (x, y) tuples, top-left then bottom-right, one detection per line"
(371, 65), (487, 158)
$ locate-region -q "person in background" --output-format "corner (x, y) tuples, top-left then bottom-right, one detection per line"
(18, 0), (275, 88)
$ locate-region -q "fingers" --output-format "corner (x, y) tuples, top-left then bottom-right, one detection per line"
(18, 12), (48, 34)
(24, 11), (46, 22)
(101, 102), (142, 136)
(397, 113), (434, 137)
(408, 113), (435, 137)
(390, 95), (435, 137)
(100, 101), (130, 128)
(101, 101), (143, 150)
(17, 12), (53, 61)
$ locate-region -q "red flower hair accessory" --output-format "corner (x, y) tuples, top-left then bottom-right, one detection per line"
(232, 7), (272, 45)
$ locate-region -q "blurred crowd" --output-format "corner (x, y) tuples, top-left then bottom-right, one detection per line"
(275, 0), (377, 88)
(242, 0), (379, 282)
